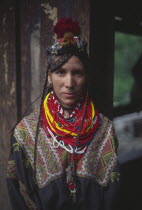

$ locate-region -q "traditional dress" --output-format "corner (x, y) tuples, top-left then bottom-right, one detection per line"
(7, 92), (120, 210)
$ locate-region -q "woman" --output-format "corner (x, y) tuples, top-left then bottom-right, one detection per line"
(7, 18), (120, 210)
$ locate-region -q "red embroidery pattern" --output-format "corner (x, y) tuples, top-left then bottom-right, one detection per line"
(14, 110), (118, 188)
(7, 160), (17, 179)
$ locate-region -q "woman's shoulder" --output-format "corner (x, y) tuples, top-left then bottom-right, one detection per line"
(97, 112), (117, 140)
(98, 112), (113, 126)
(97, 112), (118, 147)
(13, 109), (40, 142)
(16, 109), (39, 129)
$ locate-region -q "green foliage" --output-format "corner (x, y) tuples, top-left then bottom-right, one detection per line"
(114, 32), (142, 106)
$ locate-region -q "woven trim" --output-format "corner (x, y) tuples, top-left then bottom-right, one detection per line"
(19, 181), (37, 209)
(76, 114), (118, 186)
(14, 111), (118, 187)
(7, 160), (17, 179)
(14, 111), (64, 188)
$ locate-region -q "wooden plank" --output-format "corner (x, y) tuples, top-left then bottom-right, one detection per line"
(57, 0), (90, 46)
(72, 0), (90, 45)
(20, 0), (41, 115)
(0, 1), (17, 149)
(0, 1), (16, 209)
(89, 1), (115, 119)
(40, 1), (58, 92)
(19, 1), (58, 113)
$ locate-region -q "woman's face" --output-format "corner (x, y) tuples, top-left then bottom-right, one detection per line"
(48, 56), (86, 108)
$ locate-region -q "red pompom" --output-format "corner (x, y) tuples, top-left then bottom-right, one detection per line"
(53, 18), (80, 38)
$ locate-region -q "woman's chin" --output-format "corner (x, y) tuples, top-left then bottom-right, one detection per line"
(60, 99), (77, 108)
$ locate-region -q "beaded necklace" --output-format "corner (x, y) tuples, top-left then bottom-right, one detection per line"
(42, 91), (99, 143)
(41, 91), (100, 202)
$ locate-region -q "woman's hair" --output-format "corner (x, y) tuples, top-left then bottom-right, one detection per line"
(47, 52), (89, 72)
(33, 52), (90, 192)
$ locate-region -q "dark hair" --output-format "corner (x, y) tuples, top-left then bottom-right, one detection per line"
(33, 52), (90, 187)
(47, 52), (89, 73)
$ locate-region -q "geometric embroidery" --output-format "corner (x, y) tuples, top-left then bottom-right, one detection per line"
(110, 172), (120, 182)
(14, 110), (64, 188)
(14, 110), (118, 188)
(19, 181), (37, 209)
(76, 115), (118, 186)
(7, 160), (17, 179)
(102, 152), (113, 166)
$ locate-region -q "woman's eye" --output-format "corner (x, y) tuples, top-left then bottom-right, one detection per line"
(74, 71), (84, 76)
(56, 70), (65, 75)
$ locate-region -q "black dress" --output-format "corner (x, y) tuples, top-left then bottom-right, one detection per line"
(7, 110), (120, 210)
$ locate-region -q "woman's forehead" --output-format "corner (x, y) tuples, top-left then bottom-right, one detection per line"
(61, 56), (84, 70)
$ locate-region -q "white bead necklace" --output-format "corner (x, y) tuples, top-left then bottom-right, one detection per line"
(47, 127), (87, 154)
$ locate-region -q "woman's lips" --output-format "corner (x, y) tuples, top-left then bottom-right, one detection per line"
(63, 93), (75, 97)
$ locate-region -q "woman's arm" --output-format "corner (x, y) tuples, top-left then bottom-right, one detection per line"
(103, 128), (120, 210)
(6, 136), (37, 210)
(103, 162), (120, 210)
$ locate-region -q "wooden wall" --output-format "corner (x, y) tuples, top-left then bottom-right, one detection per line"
(0, 0), (114, 209)
(89, 1), (115, 119)
(0, 1), (17, 209)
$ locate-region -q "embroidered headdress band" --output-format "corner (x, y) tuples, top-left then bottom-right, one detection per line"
(46, 18), (88, 55)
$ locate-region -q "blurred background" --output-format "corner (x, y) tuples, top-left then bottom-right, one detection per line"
(114, 32), (142, 210)
(0, 0), (142, 209)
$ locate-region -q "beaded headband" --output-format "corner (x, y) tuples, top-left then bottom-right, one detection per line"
(46, 18), (88, 55)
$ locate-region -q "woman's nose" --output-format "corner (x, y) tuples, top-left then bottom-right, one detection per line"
(65, 74), (74, 88)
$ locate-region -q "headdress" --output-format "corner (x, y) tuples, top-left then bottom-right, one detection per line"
(46, 18), (88, 55)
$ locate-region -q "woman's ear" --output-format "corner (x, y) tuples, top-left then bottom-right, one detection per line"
(48, 72), (52, 84)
